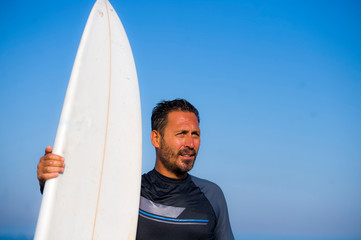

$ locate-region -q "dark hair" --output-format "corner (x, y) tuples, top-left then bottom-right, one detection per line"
(151, 99), (200, 135)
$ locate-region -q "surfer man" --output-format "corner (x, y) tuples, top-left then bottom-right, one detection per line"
(37, 99), (234, 239)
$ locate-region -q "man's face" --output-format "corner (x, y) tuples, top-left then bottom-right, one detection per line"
(157, 111), (201, 176)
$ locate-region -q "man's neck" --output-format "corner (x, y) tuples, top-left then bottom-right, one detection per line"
(154, 164), (188, 179)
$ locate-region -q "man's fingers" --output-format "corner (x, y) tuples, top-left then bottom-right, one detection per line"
(37, 165), (64, 176)
(39, 172), (60, 181)
(45, 145), (53, 154)
(41, 157), (65, 167)
(43, 166), (65, 174)
(37, 166), (64, 182)
(38, 153), (65, 175)
(44, 146), (64, 161)
(42, 153), (65, 162)
(38, 146), (65, 186)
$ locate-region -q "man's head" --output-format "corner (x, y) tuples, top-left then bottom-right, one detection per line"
(151, 99), (200, 136)
(151, 99), (201, 179)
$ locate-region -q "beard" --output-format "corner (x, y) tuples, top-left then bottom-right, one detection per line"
(158, 138), (197, 177)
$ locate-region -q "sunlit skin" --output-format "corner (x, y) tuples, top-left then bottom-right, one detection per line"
(37, 146), (65, 189)
(151, 111), (201, 179)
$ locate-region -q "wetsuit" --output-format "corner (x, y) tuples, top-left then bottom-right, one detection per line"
(137, 169), (234, 240)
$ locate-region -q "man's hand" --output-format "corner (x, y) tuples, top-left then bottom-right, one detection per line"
(37, 146), (65, 191)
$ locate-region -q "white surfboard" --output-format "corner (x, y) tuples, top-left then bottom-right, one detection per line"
(34, 0), (142, 239)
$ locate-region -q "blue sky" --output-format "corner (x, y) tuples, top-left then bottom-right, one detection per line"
(1, 0), (360, 239)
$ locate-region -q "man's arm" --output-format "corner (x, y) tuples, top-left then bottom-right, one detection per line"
(37, 146), (65, 193)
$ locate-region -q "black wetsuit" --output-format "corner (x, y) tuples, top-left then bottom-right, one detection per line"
(136, 169), (234, 240)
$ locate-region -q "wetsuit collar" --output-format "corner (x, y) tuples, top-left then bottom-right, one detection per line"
(152, 169), (190, 184)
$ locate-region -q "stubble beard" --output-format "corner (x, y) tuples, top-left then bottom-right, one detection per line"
(158, 138), (197, 177)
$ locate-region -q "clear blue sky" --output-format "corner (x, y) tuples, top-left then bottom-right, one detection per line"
(0, 0), (360, 239)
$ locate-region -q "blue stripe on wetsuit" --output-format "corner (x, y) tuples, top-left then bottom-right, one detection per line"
(139, 209), (209, 223)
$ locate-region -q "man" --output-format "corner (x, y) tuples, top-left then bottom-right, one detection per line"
(38, 99), (234, 239)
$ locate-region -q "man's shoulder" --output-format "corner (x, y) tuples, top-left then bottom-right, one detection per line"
(190, 175), (227, 218)
(190, 175), (223, 194)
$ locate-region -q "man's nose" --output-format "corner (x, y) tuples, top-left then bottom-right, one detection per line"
(184, 135), (195, 148)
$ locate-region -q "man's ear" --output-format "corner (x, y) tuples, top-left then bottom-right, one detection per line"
(151, 130), (161, 148)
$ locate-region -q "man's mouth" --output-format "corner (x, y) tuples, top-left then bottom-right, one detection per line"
(178, 150), (196, 159)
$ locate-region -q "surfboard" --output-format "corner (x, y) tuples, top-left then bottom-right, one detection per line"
(34, 0), (142, 239)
